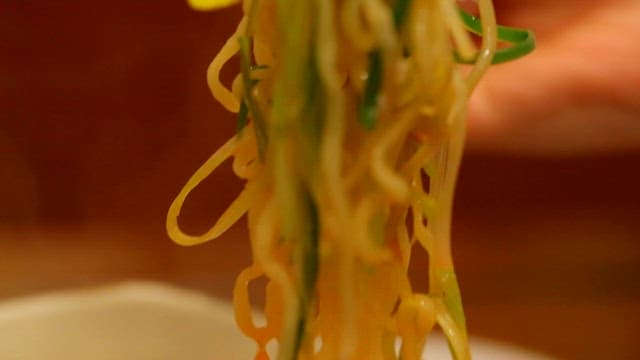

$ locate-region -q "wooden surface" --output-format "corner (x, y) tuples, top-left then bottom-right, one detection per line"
(2, 2), (639, 359)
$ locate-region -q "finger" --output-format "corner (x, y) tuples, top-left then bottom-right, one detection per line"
(466, 1), (640, 155)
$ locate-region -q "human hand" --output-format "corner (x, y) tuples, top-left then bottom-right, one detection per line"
(467, 0), (640, 155)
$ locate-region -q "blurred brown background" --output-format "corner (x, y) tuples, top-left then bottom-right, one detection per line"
(1, 2), (639, 359)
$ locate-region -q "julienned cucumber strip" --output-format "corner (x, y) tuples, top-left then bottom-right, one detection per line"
(439, 268), (467, 360)
(393, 0), (412, 29)
(358, 0), (413, 131)
(359, 50), (383, 131)
(457, 9), (536, 64)
(238, 36), (268, 159)
(291, 189), (319, 358)
(236, 100), (249, 133)
(439, 268), (466, 333)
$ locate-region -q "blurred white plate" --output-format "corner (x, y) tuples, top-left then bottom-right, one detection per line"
(0, 282), (555, 359)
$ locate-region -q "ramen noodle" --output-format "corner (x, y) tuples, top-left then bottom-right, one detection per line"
(167, 0), (534, 359)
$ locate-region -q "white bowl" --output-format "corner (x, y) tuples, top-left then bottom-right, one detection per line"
(0, 282), (554, 359)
